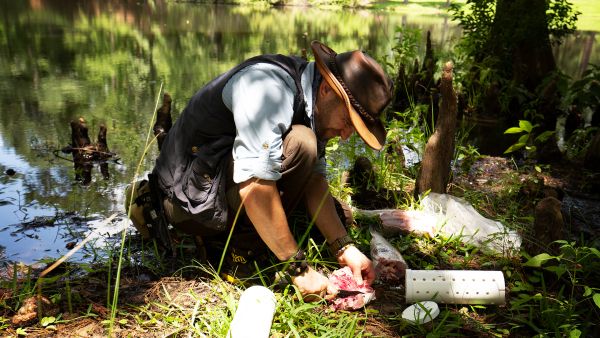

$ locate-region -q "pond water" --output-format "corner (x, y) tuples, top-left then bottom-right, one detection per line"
(0, 0), (598, 265)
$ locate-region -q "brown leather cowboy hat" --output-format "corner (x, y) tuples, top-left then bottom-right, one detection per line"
(311, 40), (393, 150)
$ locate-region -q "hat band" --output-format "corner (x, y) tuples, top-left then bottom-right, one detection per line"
(327, 59), (375, 124)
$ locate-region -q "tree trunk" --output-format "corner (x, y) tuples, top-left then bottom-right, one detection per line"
(489, 0), (562, 162)
(415, 62), (458, 197)
(153, 93), (173, 151)
(490, 0), (556, 91)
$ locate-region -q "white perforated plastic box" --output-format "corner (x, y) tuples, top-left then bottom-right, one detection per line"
(405, 269), (506, 305)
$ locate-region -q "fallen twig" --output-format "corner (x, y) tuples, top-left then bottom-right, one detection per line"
(38, 212), (118, 278)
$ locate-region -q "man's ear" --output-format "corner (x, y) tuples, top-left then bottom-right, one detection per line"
(318, 80), (333, 98)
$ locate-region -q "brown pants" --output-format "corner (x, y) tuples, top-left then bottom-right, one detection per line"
(163, 125), (318, 237)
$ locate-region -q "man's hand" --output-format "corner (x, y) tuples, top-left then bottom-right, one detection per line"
(337, 245), (375, 285)
(292, 266), (336, 301)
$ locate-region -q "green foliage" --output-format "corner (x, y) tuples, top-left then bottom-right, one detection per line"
(547, 0), (580, 44)
(503, 119), (555, 155)
(40, 316), (57, 328)
(557, 64), (600, 159)
(390, 26), (422, 70)
(273, 285), (368, 337)
(0, 316), (9, 331)
(566, 64), (600, 110)
(449, 0), (581, 129)
(449, 0), (496, 61)
(510, 241), (600, 336)
(451, 0), (579, 54)
(564, 126), (598, 160)
(454, 121), (481, 173)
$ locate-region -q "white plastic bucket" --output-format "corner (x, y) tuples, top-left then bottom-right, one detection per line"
(405, 269), (506, 305)
(227, 286), (277, 338)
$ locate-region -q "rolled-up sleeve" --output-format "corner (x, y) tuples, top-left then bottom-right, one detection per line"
(222, 64), (296, 184)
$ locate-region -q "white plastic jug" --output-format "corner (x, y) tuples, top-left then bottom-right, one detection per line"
(227, 286), (277, 338)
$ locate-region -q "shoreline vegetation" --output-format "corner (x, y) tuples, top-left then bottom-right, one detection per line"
(184, 0), (600, 32)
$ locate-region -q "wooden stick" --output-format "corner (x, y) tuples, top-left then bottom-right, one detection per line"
(39, 213), (118, 278)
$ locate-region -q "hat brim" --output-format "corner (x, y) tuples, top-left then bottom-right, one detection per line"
(311, 41), (386, 151)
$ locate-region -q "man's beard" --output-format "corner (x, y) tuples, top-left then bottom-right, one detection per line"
(313, 103), (328, 142)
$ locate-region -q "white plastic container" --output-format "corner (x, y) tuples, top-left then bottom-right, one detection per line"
(405, 269), (506, 305)
(402, 301), (440, 324)
(227, 286), (277, 338)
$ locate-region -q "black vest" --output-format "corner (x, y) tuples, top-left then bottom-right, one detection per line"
(154, 54), (311, 217)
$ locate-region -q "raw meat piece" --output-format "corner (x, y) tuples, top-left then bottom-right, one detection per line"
(328, 267), (375, 311)
(370, 231), (408, 284)
(380, 210), (436, 237)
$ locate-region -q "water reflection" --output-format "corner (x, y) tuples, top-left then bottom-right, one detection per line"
(554, 31), (599, 80)
(0, 0), (596, 264)
(63, 118), (114, 185)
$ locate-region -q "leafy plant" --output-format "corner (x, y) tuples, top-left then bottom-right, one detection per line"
(40, 316), (57, 328)
(511, 241), (600, 336)
(450, 0), (579, 56)
(449, 0), (496, 62)
(390, 26), (422, 70)
(503, 119), (555, 156)
(546, 0), (580, 44)
(0, 316), (9, 331)
(558, 64), (600, 159)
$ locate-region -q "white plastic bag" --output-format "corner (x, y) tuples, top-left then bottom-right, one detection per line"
(422, 193), (521, 255)
(376, 193), (521, 255)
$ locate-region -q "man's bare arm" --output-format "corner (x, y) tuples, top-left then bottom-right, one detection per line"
(238, 178), (333, 297)
(304, 173), (375, 284)
(238, 179), (297, 261)
(304, 173), (347, 244)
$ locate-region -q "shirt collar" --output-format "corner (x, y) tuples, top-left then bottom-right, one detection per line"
(301, 62), (321, 130)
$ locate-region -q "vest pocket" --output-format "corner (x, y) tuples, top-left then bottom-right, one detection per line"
(180, 138), (232, 232)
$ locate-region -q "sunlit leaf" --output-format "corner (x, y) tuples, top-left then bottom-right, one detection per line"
(593, 293), (600, 309)
(583, 286), (593, 297)
(40, 316), (56, 327)
(504, 127), (523, 134)
(519, 120), (533, 133)
(569, 328), (581, 338)
(588, 247), (600, 258)
(523, 253), (557, 267)
(504, 143), (525, 154)
(517, 134), (529, 144)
